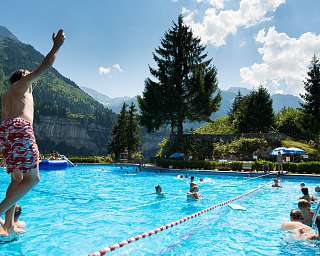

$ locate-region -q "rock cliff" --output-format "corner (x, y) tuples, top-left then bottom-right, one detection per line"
(34, 116), (111, 155)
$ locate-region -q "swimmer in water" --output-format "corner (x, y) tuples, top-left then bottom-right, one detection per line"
(315, 186), (320, 193)
(281, 209), (313, 239)
(155, 185), (164, 196)
(272, 178), (281, 188)
(299, 187), (316, 203)
(187, 182), (202, 200)
(298, 199), (320, 231)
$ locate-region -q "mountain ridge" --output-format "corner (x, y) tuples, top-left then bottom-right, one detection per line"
(83, 86), (302, 115)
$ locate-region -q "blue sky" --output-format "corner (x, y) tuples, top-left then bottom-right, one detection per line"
(1, 0), (320, 97)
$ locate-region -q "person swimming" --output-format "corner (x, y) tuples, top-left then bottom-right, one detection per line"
(187, 182), (202, 200)
(272, 178), (281, 188)
(281, 209), (313, 239)
(299, 187), (316, 203)
(155, 185), (164, 195)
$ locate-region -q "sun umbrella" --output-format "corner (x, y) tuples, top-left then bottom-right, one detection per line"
(286, 147), (306, 155)
(270, 147), (289, 155)
(169, 152), (184, 159)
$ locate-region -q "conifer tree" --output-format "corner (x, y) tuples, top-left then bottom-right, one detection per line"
(138, 15), (221, 136)
(109, 103), (129, 159)
(229, 90), (243, 122)
(233, 86), (274, 133)
(300, 55), (320, 141)
(127, 103), (140, 155)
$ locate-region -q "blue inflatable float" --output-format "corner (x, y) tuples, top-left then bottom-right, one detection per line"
(39, 160), (71, 171)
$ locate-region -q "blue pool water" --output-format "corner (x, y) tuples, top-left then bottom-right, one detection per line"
(0, 165), (320, 255)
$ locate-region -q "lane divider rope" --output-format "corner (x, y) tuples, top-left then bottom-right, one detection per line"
(88, 181), (272, 256)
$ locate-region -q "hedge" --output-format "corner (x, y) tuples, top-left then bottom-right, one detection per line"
(156, 159), (243, 171)
(157, 159), (320, 174)
(68, 156), (113, 163)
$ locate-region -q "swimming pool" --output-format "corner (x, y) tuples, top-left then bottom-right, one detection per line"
(0, 165), (319, 256)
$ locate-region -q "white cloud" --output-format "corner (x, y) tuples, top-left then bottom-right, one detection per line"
(98, 66), (111, 75)
(183, 0), (286, 46)
(196, 0), (224, 10)
(112, 64), (123, 72)
(240, 27), (320, 95)
(98, 64), (123, 75)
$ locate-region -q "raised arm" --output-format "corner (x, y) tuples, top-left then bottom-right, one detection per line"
(22, 29), (65, 84)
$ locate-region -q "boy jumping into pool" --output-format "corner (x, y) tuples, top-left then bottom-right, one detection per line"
(0, 29), (65, 236)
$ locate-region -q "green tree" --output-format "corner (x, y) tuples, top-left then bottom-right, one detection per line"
(300, 55), (320, 141)
(275, 107), (305, 139)
(109, 103), (129, 159)
(233, 86), (274, 133)
(228, 90), (243, 122)
(138, 15), (221, 137)
(127, 103), (140, 156)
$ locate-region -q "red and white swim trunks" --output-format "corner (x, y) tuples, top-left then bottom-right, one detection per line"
(0, 118), (39, 174)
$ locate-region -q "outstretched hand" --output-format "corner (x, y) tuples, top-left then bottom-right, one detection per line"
(52, 29), (65, 50)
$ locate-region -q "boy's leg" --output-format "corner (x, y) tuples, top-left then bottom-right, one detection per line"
(0, 168), (39, 218)
(3, 205), (15, 231)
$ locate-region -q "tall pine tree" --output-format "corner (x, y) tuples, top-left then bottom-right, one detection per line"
(138, 15), (221, 136)
(228, 90), (243, 122)
(300, 54), (320, 141)
(109, 103), (141, 159)
(127, 103), (140, 155)
(109, 103), (129, 159)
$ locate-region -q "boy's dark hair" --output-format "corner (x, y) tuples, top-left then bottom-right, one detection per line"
(190, 176), (195, 181)
(9, 70), (24, 84)
(290, 209), (303, 221)
(298, 199), (310, 209)
(301, 187), (309, 196)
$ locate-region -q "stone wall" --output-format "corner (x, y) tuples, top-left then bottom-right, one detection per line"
(34, 115), (111, 155)
(171, 132), (289, 144)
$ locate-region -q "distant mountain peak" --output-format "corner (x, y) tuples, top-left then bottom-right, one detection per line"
(0, 26), (18, 41)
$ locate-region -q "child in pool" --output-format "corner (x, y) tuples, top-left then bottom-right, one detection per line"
(187, 183), (202, 200)
(272, 178), (281, 188)
(155, 185), (164, 196)
(281, 209), (313, 239)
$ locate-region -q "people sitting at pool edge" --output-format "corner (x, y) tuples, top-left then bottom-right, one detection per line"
(299, 187), (316, 203)
(281, 209), (313, 238)
(272, 178), (281, 188)
(0, 205), (25, 235)
(187, 182), (202, 200)
(155, 185), (164, 195)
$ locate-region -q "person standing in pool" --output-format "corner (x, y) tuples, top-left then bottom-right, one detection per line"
(277, 152), (283, 174)
(0, 29), (65, 236)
